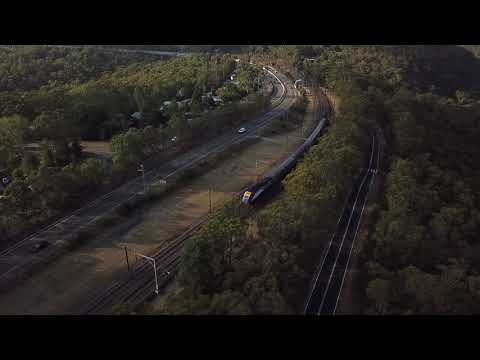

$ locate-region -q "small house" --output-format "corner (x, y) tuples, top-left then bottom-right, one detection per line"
(129, 112), (149, 128)
(212, 96), (222, 105)
(0, 170), (11, 193)
(160, 101), (172, 113)
(177, 98), (192, 109)
(131, 112), (143, 121)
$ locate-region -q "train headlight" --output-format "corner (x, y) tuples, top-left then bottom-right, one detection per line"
(242, 191), (252, 204)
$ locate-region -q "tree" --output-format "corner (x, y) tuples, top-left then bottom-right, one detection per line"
(133, 87), (146, 113)
(79, 158), (106, 189)
(0, 115), (27, 168)
(179, 213), (242, 294)
(4, 177), (35, 218)
(33, 110), (72, 141)
(167, 113), (190, 141)
(110, 128), (144, 170)
(39, 140), (54, 169)
(21, 151), (39, 176)
(366, 278), (393, 314)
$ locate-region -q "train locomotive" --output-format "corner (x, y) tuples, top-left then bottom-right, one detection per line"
(242, 117), (329, 205)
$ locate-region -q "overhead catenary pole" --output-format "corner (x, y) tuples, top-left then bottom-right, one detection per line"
(136, 253), (159, 295)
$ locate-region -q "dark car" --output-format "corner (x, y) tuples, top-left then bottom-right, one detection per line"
(1, 176), (11, 185)
(30, 241), (50, 254)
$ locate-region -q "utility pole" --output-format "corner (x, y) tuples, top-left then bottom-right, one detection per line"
(124, 246), (130, 272)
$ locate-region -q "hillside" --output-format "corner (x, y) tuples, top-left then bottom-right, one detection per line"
(148, 45), (480, 315)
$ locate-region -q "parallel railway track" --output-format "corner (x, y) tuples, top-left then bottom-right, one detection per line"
(304, 129), (380, 315)
(81, 82), (323, 315)
(80, 188), (248, 314)
(0, 66), (293, 295)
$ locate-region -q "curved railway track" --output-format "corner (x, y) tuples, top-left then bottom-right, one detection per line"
(0, 68), (287, 258)
(81, 85), (324, 315)
(0, 66), (293, 296)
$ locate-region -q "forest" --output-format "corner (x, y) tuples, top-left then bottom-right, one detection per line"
(300, 45), (480, 314)
(3, 44), (480, 314)
(0, 46), (267, 244)
(151, 45), (480, 314)
(89, 45), (251, 53)
(154, 73), (370, 314)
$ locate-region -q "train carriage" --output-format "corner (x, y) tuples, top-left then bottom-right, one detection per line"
(242, 117), (328, 205)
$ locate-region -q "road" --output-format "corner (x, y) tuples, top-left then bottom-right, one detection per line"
(304, 130), (380, 315)
(2, 45), (198, 57)
(0, 118), (312, 314)
(81, 92), (321, 315)
(0, 66), (297, 294)
(42, 45), (198, 57)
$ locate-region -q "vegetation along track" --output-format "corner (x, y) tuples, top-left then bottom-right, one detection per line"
(82, 90), (324, 315)
(79, 191), (244, 314)
(304, 129), (380, 315)
(0, 63), (294, 295)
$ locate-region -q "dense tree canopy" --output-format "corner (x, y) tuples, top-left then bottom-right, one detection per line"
(154, 45), (480, 315)
(0, 46), (268, 245)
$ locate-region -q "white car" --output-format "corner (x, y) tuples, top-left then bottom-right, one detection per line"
(238, 128), (247, 134)
(171, 136), (177, 142)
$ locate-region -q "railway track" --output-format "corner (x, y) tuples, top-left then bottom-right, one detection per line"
(0, 73), (286, 258)
(79, 189), (247, 315)
(80, 227), (188, 314)
(304, 129), (380, 315)
(0, 67), (293, 291)
(81, 86), (317, 315)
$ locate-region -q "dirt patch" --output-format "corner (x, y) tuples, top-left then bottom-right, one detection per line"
(0, 116), (311, 314)
(81, 141), (112, 158)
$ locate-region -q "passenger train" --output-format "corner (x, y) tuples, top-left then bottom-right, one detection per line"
(241, 117), (329, 205)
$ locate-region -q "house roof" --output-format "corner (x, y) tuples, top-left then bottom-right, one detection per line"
(131, 112), (143, 120)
